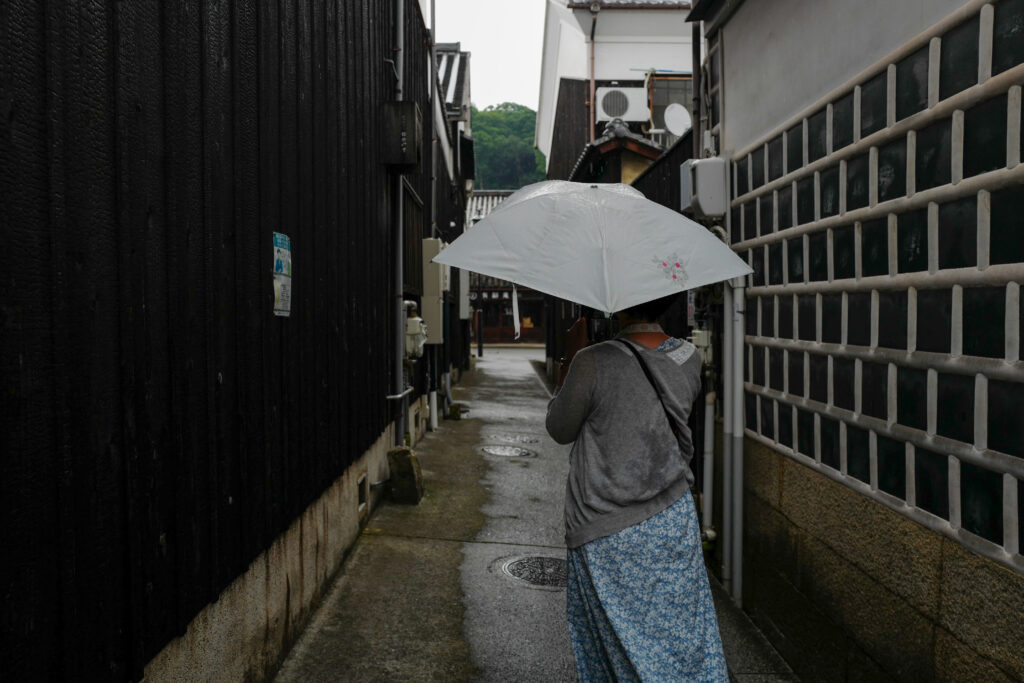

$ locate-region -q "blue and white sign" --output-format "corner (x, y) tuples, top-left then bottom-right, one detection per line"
(273, 232), (292, 317)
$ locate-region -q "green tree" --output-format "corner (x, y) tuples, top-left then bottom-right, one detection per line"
(471, 102), (547, 189)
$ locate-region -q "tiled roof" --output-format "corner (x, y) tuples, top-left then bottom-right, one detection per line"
(466, 190), (514, 226)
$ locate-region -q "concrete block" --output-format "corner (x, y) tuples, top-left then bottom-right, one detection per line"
(386, 446), (424, 504)
(934, 628), (1015, 682)
(779, 457), (942, 618)
(744, 493), (801, 585)
(799, 535), (934, 681)
(938, 541), (1024, 679)
(745, 440), (783, 507)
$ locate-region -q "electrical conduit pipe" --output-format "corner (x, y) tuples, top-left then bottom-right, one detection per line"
(392, 0), (406, 446)
(721, 283), (733, 593)
(731, 276), (746, 607)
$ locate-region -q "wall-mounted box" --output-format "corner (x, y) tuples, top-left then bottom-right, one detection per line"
(382, 101), (422, 172)
(422, 238), (449, 297)
(680, 157), (729, 219)
(421, 295), (445, 344)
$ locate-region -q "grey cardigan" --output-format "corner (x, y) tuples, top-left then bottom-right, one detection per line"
(546, 336), (702, 548)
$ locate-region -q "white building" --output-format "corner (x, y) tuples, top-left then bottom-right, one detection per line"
(535, 0), (695, 178)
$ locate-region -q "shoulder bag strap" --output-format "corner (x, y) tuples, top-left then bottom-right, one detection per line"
(615, 339), (682, 439)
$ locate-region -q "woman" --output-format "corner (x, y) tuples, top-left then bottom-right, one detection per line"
(545, 294), (727, 682)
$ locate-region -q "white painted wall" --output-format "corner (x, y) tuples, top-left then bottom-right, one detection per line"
(535, 1), (692, 164)
(720, 0), (969, 153)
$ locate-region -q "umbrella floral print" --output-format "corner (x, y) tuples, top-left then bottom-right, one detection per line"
(655, 254), (689, 288)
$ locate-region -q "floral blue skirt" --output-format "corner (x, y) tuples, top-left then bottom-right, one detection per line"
(566, 492), (728, 682)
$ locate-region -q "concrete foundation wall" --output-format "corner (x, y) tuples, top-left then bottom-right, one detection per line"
(142, 426), (394, 682)
(742, 438), (1024, 682)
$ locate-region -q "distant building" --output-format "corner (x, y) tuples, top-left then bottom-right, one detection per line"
(466, 191), (547, 343)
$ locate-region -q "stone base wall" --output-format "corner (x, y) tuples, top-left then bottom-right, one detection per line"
(742, 439), (1024, 682)
(142, 426), (394, 682)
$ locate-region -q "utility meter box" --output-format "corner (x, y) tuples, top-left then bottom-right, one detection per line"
(382, 101), (422, 172)
(422, 238), (449, 297)
(458, 268), (471, 320)
(680, 157), (728, 219)
(421, 295), (444, 344)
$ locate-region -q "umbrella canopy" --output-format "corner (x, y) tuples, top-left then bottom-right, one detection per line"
(434, 180), (752, 313)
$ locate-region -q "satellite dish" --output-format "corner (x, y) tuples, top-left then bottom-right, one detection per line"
(664, 102), (692, 136)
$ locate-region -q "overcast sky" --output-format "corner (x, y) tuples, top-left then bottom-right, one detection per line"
(432, 0), (547, 111)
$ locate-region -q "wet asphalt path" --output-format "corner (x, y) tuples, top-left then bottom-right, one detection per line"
(274, 346), (576, 682)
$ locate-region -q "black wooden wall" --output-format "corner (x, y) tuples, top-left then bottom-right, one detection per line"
(0, 0), (445, 679)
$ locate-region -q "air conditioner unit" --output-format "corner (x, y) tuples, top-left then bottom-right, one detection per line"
(422, 238), (449, 297)
(595, 87), (649, 122)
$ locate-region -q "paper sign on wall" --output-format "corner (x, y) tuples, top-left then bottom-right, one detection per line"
(273, 232), (292, 317)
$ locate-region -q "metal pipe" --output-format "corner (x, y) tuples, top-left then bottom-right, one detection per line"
(691, 21), (701, 159)
(392, 0), (407, 446)
(589, 9), (598, 141)
(702, 389), (716, 533)
(721, 283), (733, 591)
(731, 276), (746, 607)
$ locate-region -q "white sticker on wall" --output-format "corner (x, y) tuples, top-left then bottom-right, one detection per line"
(273, 232), (292, 317)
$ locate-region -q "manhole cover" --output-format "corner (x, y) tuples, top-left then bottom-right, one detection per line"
(489, 433), (540, 444)
(502, 556), (568, 588)
(481, 445), (536, 457)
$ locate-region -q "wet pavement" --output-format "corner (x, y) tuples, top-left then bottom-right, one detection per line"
(273, 346), (795, 682)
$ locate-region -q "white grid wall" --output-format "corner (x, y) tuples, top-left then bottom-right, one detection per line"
(727, 0), (1024, 573)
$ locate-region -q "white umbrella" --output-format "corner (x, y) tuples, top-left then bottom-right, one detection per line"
(436, 180), (751, 317)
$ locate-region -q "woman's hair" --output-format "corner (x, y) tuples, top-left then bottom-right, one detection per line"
(619, 293), (681, 322)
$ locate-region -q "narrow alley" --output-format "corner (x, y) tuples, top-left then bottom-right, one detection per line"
(274, 347), (794, 682)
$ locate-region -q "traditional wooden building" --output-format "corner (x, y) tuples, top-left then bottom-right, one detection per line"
(0, 1), (470, 680)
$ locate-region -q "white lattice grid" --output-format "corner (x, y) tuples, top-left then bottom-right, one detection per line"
(725, 0), (1024, 574)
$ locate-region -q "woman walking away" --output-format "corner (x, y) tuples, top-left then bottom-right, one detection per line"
(546, 294), (727, 682)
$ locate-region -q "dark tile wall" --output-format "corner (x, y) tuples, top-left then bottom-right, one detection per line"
(916, 289), (952, 354)
(861, 218), (889, 277)
(915, 118), (952, 191)
(798, 295), (816, 342)
(797, 176), (815, 225)
(990, 185), (1024, 266)
(877, 290), (907, 350)
(752, 146), (766, 191)
(833, 225), (856, 280)
(993, 0), (1024, 75)
(788, 238), (804, 284)
(847, 154), (870, 211)
(963, 95), (1007, 178)
(936, 373), (974, 444)
(897, 209), (928, 273)
(809, 354), (828, 403)
(896, 45), (928, 121)
(820, 166), (840, 219)
(808, 232), (828, 282)
(778, 185), (793, 230)
(939, 15), (979, 101)
(861, 362), (888, 420)
(808, 109), (827, 163)
(833, 93), (854, 151)
(847, 425), (871, 483)
(961, 461), (1003, 544)
(787, 123), (803, 174)
(822, 294), (841, 344)
(937, 196), (976, 269)
(897, 367), (927, 431)
(768, 135), (784, 182)
(847, 292), (871, 346)
(760, 194), (774, 236)
(797, 409), (815, 457)
(788, 350), (804, 397)
(878, 138), (907, 202)
(915, 448), (949, 519)
(988, 379), (1024, 458)
(762, 296), (775, 337)
(833, 357), (855, 411)
(877, 435), (906, 499)
(961, 287), (1005, 359)
(860, 71), (887, 138)
(820, 417), (840, 469)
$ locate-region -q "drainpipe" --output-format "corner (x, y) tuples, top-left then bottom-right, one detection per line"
(731, 276), (746, 607)
(392, 0), (407, 447)
(721, 283), (733, 592)
(588, 7), (599, 141)
(428, 0), (440, 432)
(702, 388), (716, 537)
(691, 21), (701, 159)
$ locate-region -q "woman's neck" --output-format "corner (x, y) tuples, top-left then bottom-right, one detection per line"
(617, 319), (669, 349)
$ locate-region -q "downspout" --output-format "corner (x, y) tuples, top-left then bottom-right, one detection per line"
(721, 283), (733, 592)
(691, 21), (701, 158)
(429, 0), (440, 431)
(731, 276), (746, 607)
(589, 7), (599, 141)
(392, 0), (407, 446)
(702, 388), (716, 538)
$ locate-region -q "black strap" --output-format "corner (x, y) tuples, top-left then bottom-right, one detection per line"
(614, 339), (683, 440)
